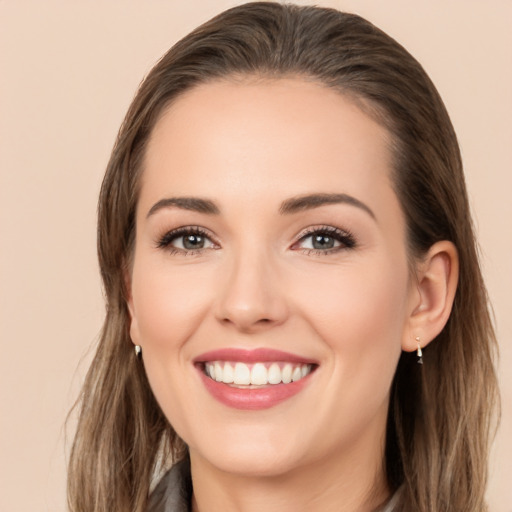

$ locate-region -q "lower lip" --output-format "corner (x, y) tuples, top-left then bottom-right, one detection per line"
(197, 367), (313, 410)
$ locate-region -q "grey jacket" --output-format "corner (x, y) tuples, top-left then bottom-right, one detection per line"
(149, 459), (192, 512)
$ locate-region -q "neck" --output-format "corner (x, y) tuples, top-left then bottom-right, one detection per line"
(189, 432), (390, 512)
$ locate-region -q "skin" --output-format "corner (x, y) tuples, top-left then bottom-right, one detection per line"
(127, 78), (458, 512)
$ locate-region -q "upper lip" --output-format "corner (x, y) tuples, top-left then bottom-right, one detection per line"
(193, 348), (318, 365)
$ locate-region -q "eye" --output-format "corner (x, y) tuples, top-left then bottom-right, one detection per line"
(157, 227), (218, 254)
(292, 226), (356, 254)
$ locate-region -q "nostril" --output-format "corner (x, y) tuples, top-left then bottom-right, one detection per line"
(219, 315), (278, 333)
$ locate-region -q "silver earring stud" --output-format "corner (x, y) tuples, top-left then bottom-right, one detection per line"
(415, 337), (423, 364)
(135, 345), (142, 359)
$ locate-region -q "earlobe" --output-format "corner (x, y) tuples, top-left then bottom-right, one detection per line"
(402, 241), (459, 352)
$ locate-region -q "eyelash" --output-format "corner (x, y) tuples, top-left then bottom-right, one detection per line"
(293, 225), (357, 255)
(156, 226), (219, 255)
(156, 225), (357, 256)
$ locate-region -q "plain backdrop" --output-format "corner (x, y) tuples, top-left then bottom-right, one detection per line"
(0, 1), (511, 511)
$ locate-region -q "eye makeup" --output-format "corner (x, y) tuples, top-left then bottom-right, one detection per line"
(155, 223), (357, 258)
(291, 225), (357, 255)
(156, 225), (219, 255)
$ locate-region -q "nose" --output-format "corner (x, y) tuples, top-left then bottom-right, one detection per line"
(214, 248), (289, 333)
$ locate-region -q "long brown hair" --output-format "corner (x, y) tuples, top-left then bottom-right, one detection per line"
(68, 3), (499, 511)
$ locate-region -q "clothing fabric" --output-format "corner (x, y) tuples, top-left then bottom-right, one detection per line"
(148, 458), (401, 512)
(148, 459), (192, 512)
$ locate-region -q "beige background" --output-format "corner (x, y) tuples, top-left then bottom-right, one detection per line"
(0, 1), (510, 511)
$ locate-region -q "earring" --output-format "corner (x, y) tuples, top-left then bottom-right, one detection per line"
(134, 345), (142, 359)
(415, 337), (423, 365)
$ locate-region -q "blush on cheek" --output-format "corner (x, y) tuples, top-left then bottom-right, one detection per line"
(133, 268), (211, 346)
(303, 268), (407, 360)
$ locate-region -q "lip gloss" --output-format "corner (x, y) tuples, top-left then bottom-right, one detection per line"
(194, 348), (317, 410)
(197, 370), (312, 410)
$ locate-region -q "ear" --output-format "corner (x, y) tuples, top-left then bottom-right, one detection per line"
(124, 265), (141, 347)
(402, 241), (459, 352)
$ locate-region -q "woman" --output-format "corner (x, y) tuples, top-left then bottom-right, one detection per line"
(68, 3), (499, 511)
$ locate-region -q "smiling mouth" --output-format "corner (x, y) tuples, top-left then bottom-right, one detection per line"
(194, 349), (318, 409)
(201, 361), (315, 387)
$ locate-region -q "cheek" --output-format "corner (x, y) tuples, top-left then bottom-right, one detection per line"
(295, 258), (409, 391)
(129, 258), (216, 431)
(130, 259), (213, 350)
(304, 265), (408, 448)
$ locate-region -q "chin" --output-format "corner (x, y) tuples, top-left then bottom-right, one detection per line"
(196, 446), (304, 478)
(187, 422), (313, 478)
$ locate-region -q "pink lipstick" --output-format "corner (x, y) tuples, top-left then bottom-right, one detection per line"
(194, 348), (317, 410)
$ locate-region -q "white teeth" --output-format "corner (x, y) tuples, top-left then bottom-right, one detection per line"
(282, 364), (293, 384)
(204, 361), (313, 386)
(234, 362), (251, 385)
(292, 366), (302, 382)
(214, 361), (223, 382)
(222, 362), (234, 384)
(250, 363), (268, 385)
(268, 363), (282, 384)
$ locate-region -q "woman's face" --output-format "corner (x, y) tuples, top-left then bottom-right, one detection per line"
(128, 78), (417, 477)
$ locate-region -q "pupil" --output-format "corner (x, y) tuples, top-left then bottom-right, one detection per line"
(313, 234), (334, 249)
(183, 234), (204, 249)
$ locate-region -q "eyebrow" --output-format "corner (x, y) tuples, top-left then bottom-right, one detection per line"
(146, 192), (375, 220)
(279, 193), (376, 219)
(147, 197), (220, 217)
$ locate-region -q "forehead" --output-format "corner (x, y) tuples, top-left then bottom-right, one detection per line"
(141, 78), (396, 215)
